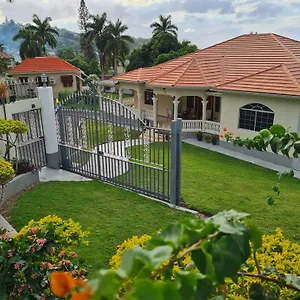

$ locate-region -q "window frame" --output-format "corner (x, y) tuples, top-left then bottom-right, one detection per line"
(144, 90), (154, 105)
(238, 103), (274, 132)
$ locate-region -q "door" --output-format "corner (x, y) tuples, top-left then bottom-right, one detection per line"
(293, 116), (300, 171)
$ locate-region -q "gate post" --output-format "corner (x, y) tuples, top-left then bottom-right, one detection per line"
(38, 87), (60, 169)
(170, 119), (182, 205)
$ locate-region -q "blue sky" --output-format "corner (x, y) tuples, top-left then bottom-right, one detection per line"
(1, 0), (300, 48)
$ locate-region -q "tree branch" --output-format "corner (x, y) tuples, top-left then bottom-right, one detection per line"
(149, 231), (219, 280)
(237, 272), (300, 293)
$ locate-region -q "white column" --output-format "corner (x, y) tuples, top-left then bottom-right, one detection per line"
(152, 94), (158, 127)
(119, 89), (123, 104)
(202, 98), (208, 130)
(137, 92), (142, 118)
(173, 97), (180, 121)
(38, 87), (60, 169)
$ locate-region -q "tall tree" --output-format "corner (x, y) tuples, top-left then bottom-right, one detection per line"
(28, 14), (59, 55)
(13, 27), (42, 60)
(78, 0), (90, 33)
(150, 15), (178, 38)
(106, 19), (134, 75)
(0, 43), (5, 52)
(85, 13), (109, 79)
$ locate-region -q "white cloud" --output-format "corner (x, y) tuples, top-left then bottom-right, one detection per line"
(184, 28), (196, 33)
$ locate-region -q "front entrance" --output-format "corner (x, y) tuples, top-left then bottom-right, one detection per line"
(56, 92), (174, 202)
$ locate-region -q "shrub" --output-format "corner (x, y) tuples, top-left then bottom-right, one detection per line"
(11, 158), (38, 176)
(0, 158), (15, 204)
(0, 215), (89, 299)
(226, 228), (300, 299)
(58, 88), (73, 101)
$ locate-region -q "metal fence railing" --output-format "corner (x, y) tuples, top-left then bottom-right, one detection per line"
(12, 109), (46, 168)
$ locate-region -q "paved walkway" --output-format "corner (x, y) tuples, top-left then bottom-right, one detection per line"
(184, 138), (300, 179)
(40, 167), (92, 182)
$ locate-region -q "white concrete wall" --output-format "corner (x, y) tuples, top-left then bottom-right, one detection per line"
(220, 92), (300, 138)
(0, 98), (42, 158)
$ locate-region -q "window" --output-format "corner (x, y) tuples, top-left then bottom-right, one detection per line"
(61, 75), (73, 88)
(215, 96), (221, 113)
(144, 90), (153, 105)
(239, 103), (274, 131)
(19, 77), (28, 84)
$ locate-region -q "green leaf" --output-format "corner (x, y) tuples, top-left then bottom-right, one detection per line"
(265, 196), (275, 205)
(272, 185), (280, 196)
(210, 236), (243, 282)
(192, 246), (216, 281)
(248, 224), (262, 249)
(146, 245), (173, 269)
(93, 270), (123, 300)
(175, 271), (205, 299)
(270, 136), (283, 153)
(151, 223), (185, 248)
(195, 276), (214, 300)
(270, 124), (286, 137)
(259, 129), (271, 138)
(294, 141), (300, 153)
(120, 249), (144, 277)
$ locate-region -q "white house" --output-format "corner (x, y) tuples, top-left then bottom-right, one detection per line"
(113, 33), (300, 142)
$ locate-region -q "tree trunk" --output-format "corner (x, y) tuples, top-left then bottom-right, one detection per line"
(98, 50), (105, 80)
(114, 54), (117, 76)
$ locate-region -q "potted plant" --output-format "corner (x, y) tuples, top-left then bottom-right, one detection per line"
(212, 135), (219, 145)
(204, 134), (212, 143)
(196, 131), (203, 141)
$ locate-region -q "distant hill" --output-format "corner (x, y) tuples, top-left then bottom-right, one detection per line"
(0, 19), (149, 61)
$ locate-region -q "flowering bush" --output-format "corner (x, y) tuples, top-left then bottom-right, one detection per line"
(226, 228), (300, 299)
(0, 158), (15, 204)
(0, 215), (89, 299)
(220, 127), (233, 141)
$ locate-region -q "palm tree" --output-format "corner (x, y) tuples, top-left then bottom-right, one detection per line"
(13, 27), (42, 60)
(85, 13), (109, 79)
(150, 15), (178, 38)
(0, 43), (5, 52)
(28, 14), (59, 55)
(105, 19), (134, 75)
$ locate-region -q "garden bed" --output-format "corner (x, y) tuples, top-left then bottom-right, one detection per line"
(2, 170), (39, 205)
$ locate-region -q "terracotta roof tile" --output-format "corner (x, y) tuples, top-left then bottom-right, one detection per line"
(8, 56), (79, 73)
(0, 51), (13, 59)
(113, 33), (300, 96)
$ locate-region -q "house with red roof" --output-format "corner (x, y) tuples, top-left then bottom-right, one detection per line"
(113, 33), (300, 153)
(8, 56), (82, 98)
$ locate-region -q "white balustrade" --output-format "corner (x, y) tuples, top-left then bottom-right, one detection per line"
(182, 120), (203, 132)
(182, 120), (220, 134)
(203, 121), (221, 134)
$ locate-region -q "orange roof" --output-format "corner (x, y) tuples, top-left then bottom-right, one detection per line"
(9, 56), (79, 73)
(0, 51), (13, 59)
(114, 33), (300, 97)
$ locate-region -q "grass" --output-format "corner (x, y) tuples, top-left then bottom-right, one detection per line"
(10, 181), (190, 276)
(181, 143), (300, 241)
(85, 120), (141, 149)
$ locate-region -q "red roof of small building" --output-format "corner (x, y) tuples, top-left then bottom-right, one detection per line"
(8, 56), (79, 73)
(0, 51), (13, 59)
(114, 33), (300, 97)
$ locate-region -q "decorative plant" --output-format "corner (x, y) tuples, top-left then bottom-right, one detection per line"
(0, 215), (89, 299)
(196, 131), (203, 141)
(0, 158), (15, 205)
(204, 133), (212, 143)
(211, 134), (219, 145)
(0, 118), (28, 164)
(11, 158), (38, 176)
(49, 211), (300, 299)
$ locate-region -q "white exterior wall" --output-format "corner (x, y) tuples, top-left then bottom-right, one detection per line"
(221, 92), (300, 138)
(11, 71), (82, 99)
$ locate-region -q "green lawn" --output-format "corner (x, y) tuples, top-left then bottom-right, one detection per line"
(10, 181), (190, 276)
(181, 143), (300, 241)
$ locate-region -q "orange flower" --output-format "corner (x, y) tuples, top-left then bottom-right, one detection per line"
(230, 132), (233, 136)
(223, 127), (227, 132)
(220, 134), (224, 138)
(50, 272), (75, 297)
(71, 287), (94, 300)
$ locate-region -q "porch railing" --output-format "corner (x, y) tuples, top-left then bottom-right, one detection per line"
(182, 120), (220, 134)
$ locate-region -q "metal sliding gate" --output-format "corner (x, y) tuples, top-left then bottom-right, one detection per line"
(13, 109), (47, 168)
(56, 92), (178, 202)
